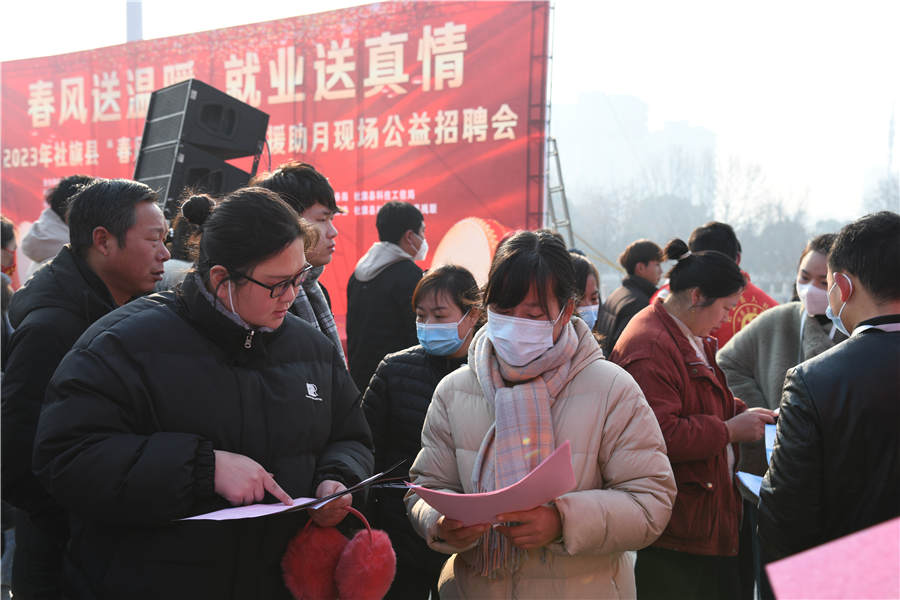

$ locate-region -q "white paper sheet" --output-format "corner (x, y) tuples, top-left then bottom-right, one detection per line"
(180, 467), (392, 521)
(180, 496), (323, 521)
(765, 423), (776, 464)
(409, 441), (576, 526)
(737, 471), (763, 498)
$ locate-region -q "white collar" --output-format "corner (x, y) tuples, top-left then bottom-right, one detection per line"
(851, 322), (900, 337)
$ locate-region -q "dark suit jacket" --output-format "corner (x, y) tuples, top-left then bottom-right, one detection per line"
(758, 315), (900, 560)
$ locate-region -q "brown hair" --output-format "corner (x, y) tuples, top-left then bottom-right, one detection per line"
(618, 239), (662, 275)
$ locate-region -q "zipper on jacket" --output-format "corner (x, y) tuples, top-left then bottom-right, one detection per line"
(244, 330), (255, 349)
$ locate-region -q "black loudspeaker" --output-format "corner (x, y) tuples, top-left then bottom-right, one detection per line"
(134, 79), (269, 218)
(134, 142), (252, 216)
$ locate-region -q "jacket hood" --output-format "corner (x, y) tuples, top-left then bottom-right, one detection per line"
(20, 207), (69, 263)
(353, 242), (413, 282)
(8, 246), (116, 328)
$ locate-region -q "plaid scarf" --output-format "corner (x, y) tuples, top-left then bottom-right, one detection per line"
(468, 318), (603, 576)
(292, 266), (346, 364)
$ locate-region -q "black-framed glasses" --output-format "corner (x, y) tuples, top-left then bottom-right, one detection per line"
(239, 263), (314, 298)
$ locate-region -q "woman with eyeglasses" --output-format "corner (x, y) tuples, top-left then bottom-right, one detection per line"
(362, 264), (483, 599)
(32, 188), (373, 599)
(405, 230), (675, 599)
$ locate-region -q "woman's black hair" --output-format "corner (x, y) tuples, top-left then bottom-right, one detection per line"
(167, 202), (203, 263)
(412, 264), (485, 328)
(1, 216), (15, 250)
(790, 233), (837, 300)
(46, 174), (95, 222)
(181, 187), (306, 286)
(663, 238), (745, 304)
(797, 233), (836, 267)
(570, 252), (600, 304)
(484, 230), (577, 317)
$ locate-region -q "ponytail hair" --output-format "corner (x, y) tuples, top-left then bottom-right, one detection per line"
(182, 187), (307, 284)
(663, 238), (745, 304)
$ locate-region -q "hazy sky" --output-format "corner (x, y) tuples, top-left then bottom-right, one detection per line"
(2, 0), (898, 224)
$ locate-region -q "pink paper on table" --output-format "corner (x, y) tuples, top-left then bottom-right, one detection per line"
(409, 441), (576, 526)
(766, 517), (900, 600)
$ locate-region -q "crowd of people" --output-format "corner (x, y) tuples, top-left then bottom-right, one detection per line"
(0, 164), (897, 600)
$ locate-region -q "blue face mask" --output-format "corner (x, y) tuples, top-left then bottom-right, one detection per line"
(825, 274), (852, 337)
(576, 304), (599, 330)
(416, 311), (472, 356)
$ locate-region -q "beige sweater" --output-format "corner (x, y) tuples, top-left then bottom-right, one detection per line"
(718, 302), (841, 411)
(406, 320), (676, 599)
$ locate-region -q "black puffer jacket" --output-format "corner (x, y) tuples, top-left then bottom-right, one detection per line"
(597, 275), (657, 355)
(2, 246), (117, 534)
(362, 345), (465, 573)
(346, 260), (422, 392)
(758, 318), (900, 561)
(33, 273), (374, 600)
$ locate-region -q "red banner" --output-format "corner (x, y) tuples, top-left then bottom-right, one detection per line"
(1, 1), (548, 324)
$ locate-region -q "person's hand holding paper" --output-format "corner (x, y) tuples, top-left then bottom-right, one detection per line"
(308, 479), (352, 526)
(495, 504), (562, 549)
(435, 517), (490, 548)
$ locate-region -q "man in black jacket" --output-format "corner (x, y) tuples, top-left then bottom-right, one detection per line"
(346, 202), (425, 391)
(1, 178), (169, 598)
(758, 211), (900, 562)
(596, 239), (662, 355)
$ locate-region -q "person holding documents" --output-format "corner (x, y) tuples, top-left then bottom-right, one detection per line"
(717, 233), (842, 599)
(364, 265), (483, 599)
(407, 230), (675, 599)
(609, 238), (775, 600)
(759, 211), (900, 562)
(32, 189), (373, 599)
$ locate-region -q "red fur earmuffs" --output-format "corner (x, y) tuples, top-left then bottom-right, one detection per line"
(282, 506), (396, 600)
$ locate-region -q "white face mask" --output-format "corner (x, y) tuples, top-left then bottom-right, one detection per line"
(486, 306), (565, 367)
(796, 281), (829, 316)
(412, 232), (428, 261)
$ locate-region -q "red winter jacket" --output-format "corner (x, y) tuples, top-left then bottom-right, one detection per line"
(610, 300), (746, 556)
(650, 271), (777, 347)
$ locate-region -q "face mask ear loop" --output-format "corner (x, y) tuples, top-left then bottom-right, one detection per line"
(837, 273), (853, 321)
(227, 281), (236, 314)
(457, 309), (475, 342)
(553, 301), (569, 324)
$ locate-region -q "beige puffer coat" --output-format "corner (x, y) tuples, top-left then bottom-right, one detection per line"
(406, 320), (676, 599)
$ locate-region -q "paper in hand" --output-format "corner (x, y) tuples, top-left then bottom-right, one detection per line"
(409, 441), (576, 526)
